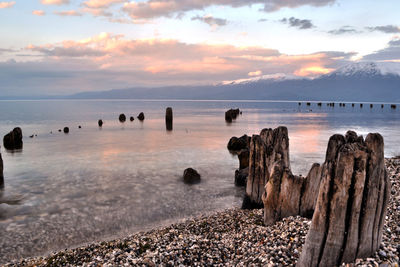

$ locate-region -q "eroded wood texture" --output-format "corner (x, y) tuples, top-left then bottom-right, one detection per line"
(298, 131), (390, 267)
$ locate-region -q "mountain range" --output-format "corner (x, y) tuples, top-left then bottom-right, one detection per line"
(6, 62), (400, 102)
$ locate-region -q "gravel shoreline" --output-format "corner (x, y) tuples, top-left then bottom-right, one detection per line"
(4, 157), (400, 267)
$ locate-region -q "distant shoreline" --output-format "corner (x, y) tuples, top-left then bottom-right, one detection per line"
(0, 98), (399, 105)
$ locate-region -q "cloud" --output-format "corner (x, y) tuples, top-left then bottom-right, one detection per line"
(367, 25), (400, 34)
(191, 15), (227, 27)
(248, 70), (262, 76)
(32, 10), (46, 16)
(54, 10), (82, 16)
(294, 66), (333, 76)
(280, 17), (314, 29)
(260, 0), (335, 12)
(363, 37), (400, 61)
(80, 1), (125, 19)
(1, 32), (353, 95)
(328, 26), (361, 35)
(0, 1), (15, 8)
(83, 0), (125, 8)
(122, 0), (336, 19)
(81, 7), (113, 17)
(41, 0), (69, 5)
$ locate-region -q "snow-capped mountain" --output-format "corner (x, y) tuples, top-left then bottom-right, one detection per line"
(323, 62), (400, 79)
(220, 73), (303, 85)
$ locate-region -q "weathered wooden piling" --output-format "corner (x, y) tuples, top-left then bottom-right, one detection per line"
(165, 107), (173, 131)
(298, 131), (390, 266)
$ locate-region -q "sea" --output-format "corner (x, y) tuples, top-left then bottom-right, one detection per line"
(0, 99), (399, 263)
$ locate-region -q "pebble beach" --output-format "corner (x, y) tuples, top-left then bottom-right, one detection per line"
(4, 157), (400, 267)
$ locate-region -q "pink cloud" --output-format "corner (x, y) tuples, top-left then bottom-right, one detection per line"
(32, 10), (46, 16)
(18, 33), (353, 91)
(41, 0), (69, 5)
(83, 0), (125, 8)
(0, 1), (15, 8)
(248, 70), (262, 76)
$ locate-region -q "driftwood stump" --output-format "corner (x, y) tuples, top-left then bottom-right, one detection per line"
(298, 131), (390, 266)
(244, 126), (322, 213)
(261, 126), (323, 224)
(263, 162), (322, 225)
(243, 127), (291, 209)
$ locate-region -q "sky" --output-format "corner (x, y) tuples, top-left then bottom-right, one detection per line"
(0, 0), (400, 96)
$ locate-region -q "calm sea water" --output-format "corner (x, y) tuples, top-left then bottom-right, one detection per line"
(0, 100), (399, 263)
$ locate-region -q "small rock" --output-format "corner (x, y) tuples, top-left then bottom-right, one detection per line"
(3, 127), (23, 150)
(63, 127), (69, 134)
(378, 250), (387, 258)
(183, 168), (201, 184)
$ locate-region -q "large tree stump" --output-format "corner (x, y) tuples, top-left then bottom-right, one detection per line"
(298, 131), (390, 266)
(237, 126), (324, 222)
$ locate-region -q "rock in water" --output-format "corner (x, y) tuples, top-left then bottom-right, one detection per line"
(183, 168), (201, 184)
(165, 107), (173, 131)
(98, 120), (103, 127)
(298, 131), (391, 267)
(119, 114), (126, 123)
(3, 127), (23, 150)
(130, 116), (134, 122)
(137, 112), (145, 121)
(0, 151), (3, 189)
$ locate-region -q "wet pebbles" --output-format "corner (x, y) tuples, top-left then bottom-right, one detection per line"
(4, 157), (400, 267)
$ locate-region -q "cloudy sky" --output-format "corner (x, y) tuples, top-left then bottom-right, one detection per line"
(0, 0), (399, 96)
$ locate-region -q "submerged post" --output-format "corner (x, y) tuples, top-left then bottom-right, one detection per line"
(166, 107), (173, 131)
